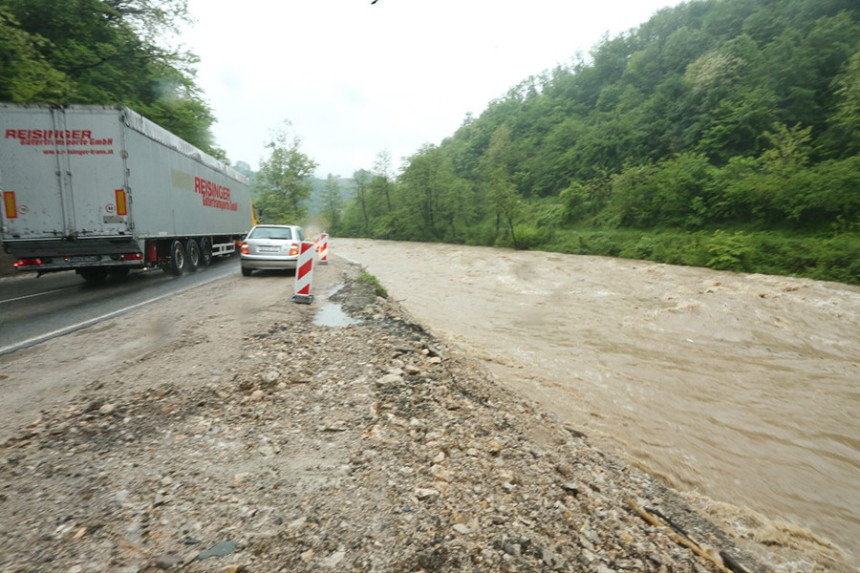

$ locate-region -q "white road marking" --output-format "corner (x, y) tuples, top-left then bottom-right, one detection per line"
(0, 270), (233, 356)
(0, 287), (70, 305)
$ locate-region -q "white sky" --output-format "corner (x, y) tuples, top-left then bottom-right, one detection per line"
(181, 0), (684, 178)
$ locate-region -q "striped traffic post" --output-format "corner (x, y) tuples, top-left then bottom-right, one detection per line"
(319, 233), (329, 265)
(291, 241), (315, 304)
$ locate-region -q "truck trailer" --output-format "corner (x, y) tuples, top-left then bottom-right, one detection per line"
(0, 104), (253, 282)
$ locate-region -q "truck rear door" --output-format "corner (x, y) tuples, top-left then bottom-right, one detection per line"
(1, 106), (67, 238)
(1, 105), (129, 240)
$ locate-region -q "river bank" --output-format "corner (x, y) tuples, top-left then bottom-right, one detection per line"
(0, 256), (776, 572)
(333, 239), (859, 572)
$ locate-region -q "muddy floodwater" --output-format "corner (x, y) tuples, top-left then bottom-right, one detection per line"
(334, 239), (859, 570)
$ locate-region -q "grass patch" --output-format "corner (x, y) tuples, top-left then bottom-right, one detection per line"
(357, 270), (388, 298)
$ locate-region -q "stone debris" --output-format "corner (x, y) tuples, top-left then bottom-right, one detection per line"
(0, 269), (764, 573)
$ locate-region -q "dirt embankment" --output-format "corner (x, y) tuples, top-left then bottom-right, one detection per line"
(0, 256), (768, 572)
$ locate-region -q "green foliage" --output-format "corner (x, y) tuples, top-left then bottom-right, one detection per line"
(0, 7), (69, 101)
(357, 270), (388, 299)
(320, 174), (344, 234)
(0, 0), (224, 158)
(254, 122), (318, 224)
(543, 228), (858, 284)
(704, 230), (755, 271)
(337, 0), (858, 284)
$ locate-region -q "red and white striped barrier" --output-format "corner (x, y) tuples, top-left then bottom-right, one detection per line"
(318, 233), (329, 265)
(291, 241), (315, 304)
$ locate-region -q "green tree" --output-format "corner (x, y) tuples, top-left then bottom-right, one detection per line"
(479, 124), (521, 247)
(372, 149), (394, 212)
(0, 0), (223, 157)
(0, 7), (69, 101)
(826, 49), (860, 156)
(254, 121), (318, 223)
(400, 144), (468, 241)
(352, 169), (372, 235)
(321, 174), (343, 234)
(339, 0), (860, 283)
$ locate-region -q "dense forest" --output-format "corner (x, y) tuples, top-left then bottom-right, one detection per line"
(2, 0), (857, 283)
(0, 0), (224, 159)
(337, 0), (859, 284)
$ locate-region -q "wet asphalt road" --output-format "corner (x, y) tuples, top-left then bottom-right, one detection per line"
(0, 258), (239, 355)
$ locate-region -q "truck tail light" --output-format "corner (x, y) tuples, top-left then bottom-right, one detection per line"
(241, 242), (249, 255)
(14, 258), (41, 268)
(121, 253), (143, 261)
(3, 191), (17, 219)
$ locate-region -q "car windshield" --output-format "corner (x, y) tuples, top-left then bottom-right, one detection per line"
(250, 227), (292, 240)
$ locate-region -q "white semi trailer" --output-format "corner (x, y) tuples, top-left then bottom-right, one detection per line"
(0, 104), (253, 283)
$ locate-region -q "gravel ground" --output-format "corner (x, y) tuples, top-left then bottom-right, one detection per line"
(0, 258), (766, 573)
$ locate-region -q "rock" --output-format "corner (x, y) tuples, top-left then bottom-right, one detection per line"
(542, 548), (565, 569)
(414, 487), (440, 500)
(153, 554), (182, 569)
(376, 373), (402, 386)
(320, 550), (345, 568)
(453, 523), (471, 535)
(197, 541), (236, 560)
(261, 370), (280, 385)
(99, 403), (117, 415)
(250, 390), (265, 401)
(258, 444), (275, 457)
(578, 548), (596, 566)
(560, 481), (579, 495)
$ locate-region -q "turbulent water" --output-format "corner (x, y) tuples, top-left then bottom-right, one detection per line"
(335, 239), (859, 572)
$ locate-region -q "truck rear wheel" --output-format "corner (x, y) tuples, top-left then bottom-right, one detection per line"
(199, 237), (213, 267)
(168, 240), (186, 276)
(185, 239), (200, 273)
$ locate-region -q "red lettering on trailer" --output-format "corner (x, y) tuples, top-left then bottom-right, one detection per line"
(194, 176), (238, 211)
(4, 129), (94, 140)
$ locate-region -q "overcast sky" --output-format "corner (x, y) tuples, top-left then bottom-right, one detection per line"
(182, 0), (685, 179)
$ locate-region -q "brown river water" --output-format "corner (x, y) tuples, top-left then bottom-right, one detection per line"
(334, 239), (859, 572)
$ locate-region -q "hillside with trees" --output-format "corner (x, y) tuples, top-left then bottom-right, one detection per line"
(339, 0), (859, 284)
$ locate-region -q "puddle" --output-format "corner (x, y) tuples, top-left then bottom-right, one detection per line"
(313, 303), (360, 327)
(313, 284), (361, 327)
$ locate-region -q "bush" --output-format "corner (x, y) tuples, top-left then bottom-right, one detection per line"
(357, 271), (388, 298)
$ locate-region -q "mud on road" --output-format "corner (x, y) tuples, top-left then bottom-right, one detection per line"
(0, 255), (783, 573)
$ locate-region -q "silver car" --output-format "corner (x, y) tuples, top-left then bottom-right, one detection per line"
(239, 224), (305, 276)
